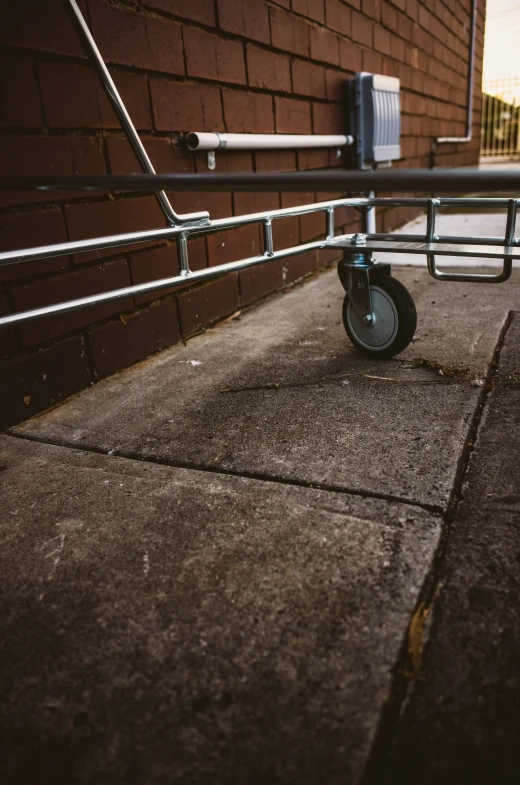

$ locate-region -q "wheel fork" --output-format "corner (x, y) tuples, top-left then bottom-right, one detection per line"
(337, 234), (391, 324)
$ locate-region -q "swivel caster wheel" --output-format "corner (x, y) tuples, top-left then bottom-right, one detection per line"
(343, 274), (417, 359)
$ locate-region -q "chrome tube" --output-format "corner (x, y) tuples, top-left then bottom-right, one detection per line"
(67, 0), (208, 226)
(0, 197), (356, 267)
(0, 241), (324, 328)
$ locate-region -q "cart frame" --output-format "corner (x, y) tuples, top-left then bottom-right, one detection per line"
(1, 0), (519, 352)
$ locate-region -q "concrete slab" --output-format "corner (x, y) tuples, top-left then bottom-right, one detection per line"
(13, 268), (520, 510)
(0, 435), (440, 785)
(381, 314), (520, 785)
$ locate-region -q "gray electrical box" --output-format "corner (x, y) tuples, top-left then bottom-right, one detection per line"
(348, 73), (401, 170)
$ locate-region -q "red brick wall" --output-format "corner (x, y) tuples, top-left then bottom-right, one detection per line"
(0, 0), (485, 428)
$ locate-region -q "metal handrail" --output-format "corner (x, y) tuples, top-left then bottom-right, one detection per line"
(3, 169), (520, 193)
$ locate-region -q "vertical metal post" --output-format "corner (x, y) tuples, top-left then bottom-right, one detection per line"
(263, 219), (274, 256)
(67, 0), (208, 226)
(426, 199), (439, 242)
(365, 192), (376, 234)
(505, 199), (518, 246)
(177, 233), (190, 274)
(326, 207), (335, 240)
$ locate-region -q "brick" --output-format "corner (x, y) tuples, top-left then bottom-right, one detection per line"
(350, 10), (373, 47)
(12, 259), (133, 347)
(143, 0), (215, 25)
(405, 0), (418, 22)
(275, 96), (312, 133)
(130, 244), (179, 305)
(0, 0), (89, 58)
(381, 2), (398, 30)
(270, 7), (310, 57)
(65, 196), (164, 263)
(292, 60), (327, 99)
(292, 0), (325, 23)
(89, 0), (184, 75)
(0, 209), (69, 283)
(272, 215), (300, 250)
(195, 151), (253, 173)
(184, 27), (246, 85)
(313, 101), (344, 133)
(233, 192), (280, 217)
(254, 151), (297, 171)
(38, 62), (152, 129)
(0, 57), (42, 128)
(0, 335), (91, 430)
(300, 210), (326, 242)
(395, 10), (412, 39)
(281, 191), (315, 209)
(326, 0), (351, 34)
(0, 291), (18, 357)
(89, 298), (180, 379)
(217, 0), (270, 44)
(361, 0), (380, 22)
(108, 136), (194, 175)
(247, 45), (292, 92)
(283, 249), (319, 283)
(325, 69), (346, 101)
(174, 191), (233, 221)
(223, 90), (274, 133)
(151, 79), (223, 131)
(360, 46), (381, 73)
(298, 149), (331, 170)
(341, 40), (363, 72)
(240, 260), (285, 306)
(374, 26), (391, 55)
(176, 274), (239, 337)
(310, 26), (339, 65)
(207, 224), (262, 267)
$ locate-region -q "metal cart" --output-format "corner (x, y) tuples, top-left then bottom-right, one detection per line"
(1, 0), (519, 359)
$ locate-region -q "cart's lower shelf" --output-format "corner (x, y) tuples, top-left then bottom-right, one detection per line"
(326, 236), (520, 259)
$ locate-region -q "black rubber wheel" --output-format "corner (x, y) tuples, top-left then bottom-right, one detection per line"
(342, 274), (417, 359)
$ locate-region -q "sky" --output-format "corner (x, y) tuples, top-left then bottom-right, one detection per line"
(483, 0), (520, 83)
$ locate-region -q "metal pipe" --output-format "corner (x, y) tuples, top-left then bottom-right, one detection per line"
(365, 191), (376, 233)
(0, 240), (324, 328)
(66, 0), (208, 226)
(3, 192), (519, 270)
(186, 132), (354, 151)
(0, 197), (354, 267)
(426, 254), (512, 283)
(435, 0), (478, 144)
(5, 168), (520, 192)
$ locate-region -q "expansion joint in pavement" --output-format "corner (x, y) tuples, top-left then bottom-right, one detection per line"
(5, 429), (445, 516)
(360, 310), (515, 785)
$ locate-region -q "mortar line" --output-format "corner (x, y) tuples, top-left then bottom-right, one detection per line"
(360, 310), (515, 785)
(4, 429), (444, 516)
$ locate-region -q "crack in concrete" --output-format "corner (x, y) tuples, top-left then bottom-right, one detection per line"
(360, 310), (515, 785)
(5, 429), (445, 517)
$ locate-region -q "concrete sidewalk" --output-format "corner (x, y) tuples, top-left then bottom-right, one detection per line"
(1, 257), (520, 783)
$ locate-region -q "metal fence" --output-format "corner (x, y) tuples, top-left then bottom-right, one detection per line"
(481, 77), (520, 160)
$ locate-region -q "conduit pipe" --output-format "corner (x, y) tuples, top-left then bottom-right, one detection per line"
(433, 0), (478, 149)
(186, 133), (354, 151)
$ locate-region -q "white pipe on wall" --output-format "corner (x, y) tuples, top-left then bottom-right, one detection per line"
(186, 132), (354, 151)
(435, 0), (477, 145)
